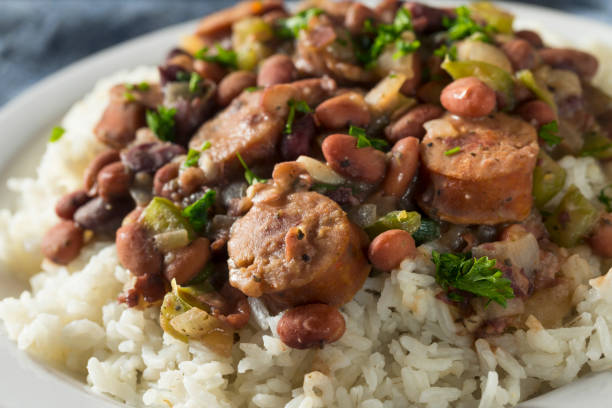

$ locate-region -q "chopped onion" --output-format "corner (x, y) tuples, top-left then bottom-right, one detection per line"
(154, 229), (190, 252)
(296, 155), (345, 185)
(365, 73), (415, 115)
(456, 40), (512, 73)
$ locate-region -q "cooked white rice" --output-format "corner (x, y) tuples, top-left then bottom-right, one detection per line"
(2, 31), (612, 408)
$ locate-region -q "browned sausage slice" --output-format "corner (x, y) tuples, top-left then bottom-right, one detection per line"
(227, 191), (370, 309)
(417, 113), (539, 225)
(195, 0), (284, 37)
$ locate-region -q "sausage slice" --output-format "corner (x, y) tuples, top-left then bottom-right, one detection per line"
(227, 191), (370, 309)
(417, 113), (539, 225)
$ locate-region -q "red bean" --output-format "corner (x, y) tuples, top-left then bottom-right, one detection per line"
(440, 77), (496, 118)
(257, 54), (297, 87)
(382, 137), (420, 198)
(55, 189), (91, 220)
(322, 133), (387, 184)
(97, 162), (132, 200)
(345, 3), (378, 35)
(515, 30), (544, 48)
(400, 52), (422, 96)
(315, 92), (371, 129)
(277, 304), (346, 349)
(385, 104), (444, 142)
(193, 60), (227, 83)
(164, 237), (211, 284)
(153, 162), (179, 197)
(516, 100), (556, 127)
(589, 213), (612, 258)
(41, 221), (84, 265)
(539, 47), (599, 79)
(83, 150), (120, 191)
(217, 71), (257, 106)
(116, 222), (163, 277)
(501, 39), (538, 71)
(367, 229), (416, 271)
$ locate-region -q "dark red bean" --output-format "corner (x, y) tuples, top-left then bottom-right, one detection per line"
(515, 30), (544, 49)
(97, 162), (132, 200)
(121, 142), (185, 174)
(41, 221), (84, 265)
(74, 196), (134, 235)
(516, 100), (556, 127)
(164, 237), (211, 284)
(116, 222), (163, 277)
(280, 114), (316, 161)
(277, 304), (346, 349)
(55, 190), (91, 220)
(539, 47), (599, 79)
(83, 150), (120, 191)
(501, 39), (538, 71)
(385, 104), (444, 142)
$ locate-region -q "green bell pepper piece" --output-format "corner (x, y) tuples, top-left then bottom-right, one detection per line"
(364, 210), (421, 239)
(533, 151), (567, 209)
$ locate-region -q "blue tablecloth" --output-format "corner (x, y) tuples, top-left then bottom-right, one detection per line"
(1, 0), (611, 108)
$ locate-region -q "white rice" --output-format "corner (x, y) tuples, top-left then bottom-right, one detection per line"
(1, 41), (612, 408)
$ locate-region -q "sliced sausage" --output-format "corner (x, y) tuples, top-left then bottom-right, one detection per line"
(228, 191), (370, 309)
(195, 0), (284, 37)
(417, 113), (539, 225)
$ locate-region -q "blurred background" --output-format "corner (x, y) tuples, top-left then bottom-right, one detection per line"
(1, 0), (611, 108)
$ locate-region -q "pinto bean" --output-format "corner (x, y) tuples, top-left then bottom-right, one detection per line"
(589, 213), (612, 258)
(515, 30), (544, 49)
(440, 77), (496, 118)
(277, 304), (346, 349)
(217, 71), (257, 106)
(501, 39), (538, 71)
(345, 3), (377, 35)
(41, 221), (84, 265)
(367, 229), (416, 271)
(83, 150), (120, 191)
(315, 92), (371, 129)
(322, 133), (387, 184)
(97, 162), (132, 200)
(382, 137), (420, 198)
(164, 237), (211, 284)
(257, 54), (297, 87)
(153, 162), (180, 197)
(179, 167), (206, 195)
(116, 222), (163, 276)
(516, 100), (556, 127)
(385, 104), (444, 142)
(73, 196), (134, 235)
(539, 48), (599, 79)
(55, 190), (91, 220)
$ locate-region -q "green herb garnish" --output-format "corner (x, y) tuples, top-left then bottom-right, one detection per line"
(393, 39), (421, 59)
(432, 251), (514, 307)
(188, 72), (202, 93)
(434, 44), (458, 61)
(138, 81), (150, 91)
(285, 100), (312, 134)
(183, 141), (211, 168)
(146, 106), (177, 142)
(182, 189), (216, 233)
(236, 152), (267, 185)
(444, 146), (461, 156)
(277, 8), (324, 38)
(49, 126), (65, 143)
(186, 263), (215, 286)
(194, 44), (238, 69)
(538, 121), (562, 147)
(443, 6), (495, 42)
(349, 125), (389, 151)
(598, 185), (612, 212)
(245, 86), (262, 92)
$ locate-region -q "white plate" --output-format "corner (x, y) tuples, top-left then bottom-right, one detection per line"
(1, 2), (612, 407)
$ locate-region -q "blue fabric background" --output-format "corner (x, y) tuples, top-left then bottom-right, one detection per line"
(1, 0), (611, 108)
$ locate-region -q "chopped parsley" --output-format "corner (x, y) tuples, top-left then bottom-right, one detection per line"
(49, 126), (65, 143)
(284, 100), (312, 134)
(182, 189), (216, 233)
(126, 81), (150, 91)
(188, 72), (202, 93)
(123, 91), (136, 102)
(538, 121), (562, 147)
(245, 86), (262, 92)
(194, 45), (238, 69)
(444, 146), (461, 156)
(183, 141), (211, 168)
(432, 251), (514, 307)
(349, 125), (388, 151)
(146, 106), (177, 142)
(598, 185), (612, 212)
(357, 8), (419, 68)
(277, 8), (324, 38)
(434, 44), (457, 61)
(442, 6), (495, 42)
(236, 152), (267, 185)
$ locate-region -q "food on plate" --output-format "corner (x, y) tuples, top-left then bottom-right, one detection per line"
(2, 1), (612, 407)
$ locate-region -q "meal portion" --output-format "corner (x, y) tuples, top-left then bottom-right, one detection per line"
(4, 0), (612, 406)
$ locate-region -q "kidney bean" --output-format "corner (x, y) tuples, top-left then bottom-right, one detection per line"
(281, 114), (316, 161)
(539, 48), (599, 79)
(205, 282), (251, 329)
(257, 54), (297, 88)
(84, 150), (120, 191)
(153, 162), (180, 197)
(121, 142), (185, 174)
(277, 303), (346, 349)
(400, 52), (423, 96)
(55, 189), (91, 220)
(164, 237), (211, 284)
(193, 59), (227, 83)
(41, 221), (84, 265)
(514, 82), (534, 105)
(179, 167), (206, 195)
(367, 229), (416, 271)
(589, 213), (612, 258)
(382, 137), (420, 198)
(416, 81), (445, 105)
(515, 30), (544, 48)
(440, 77), (496, 118)
(516, 100), (556, 127)
(315, 92), (371, 129)
(94, 99), (146, 149)
(385, 104), (444, 142)
(501, 38), (538, 71)
(345, 2), (378, 35)
(74, 196), (134, 235)
(322, 133), (387, 184)
(404, 2), (451, 33)
(217, 71), (257, 107)
(97, 162), (132, 200)
(116, 222), (163, 276)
